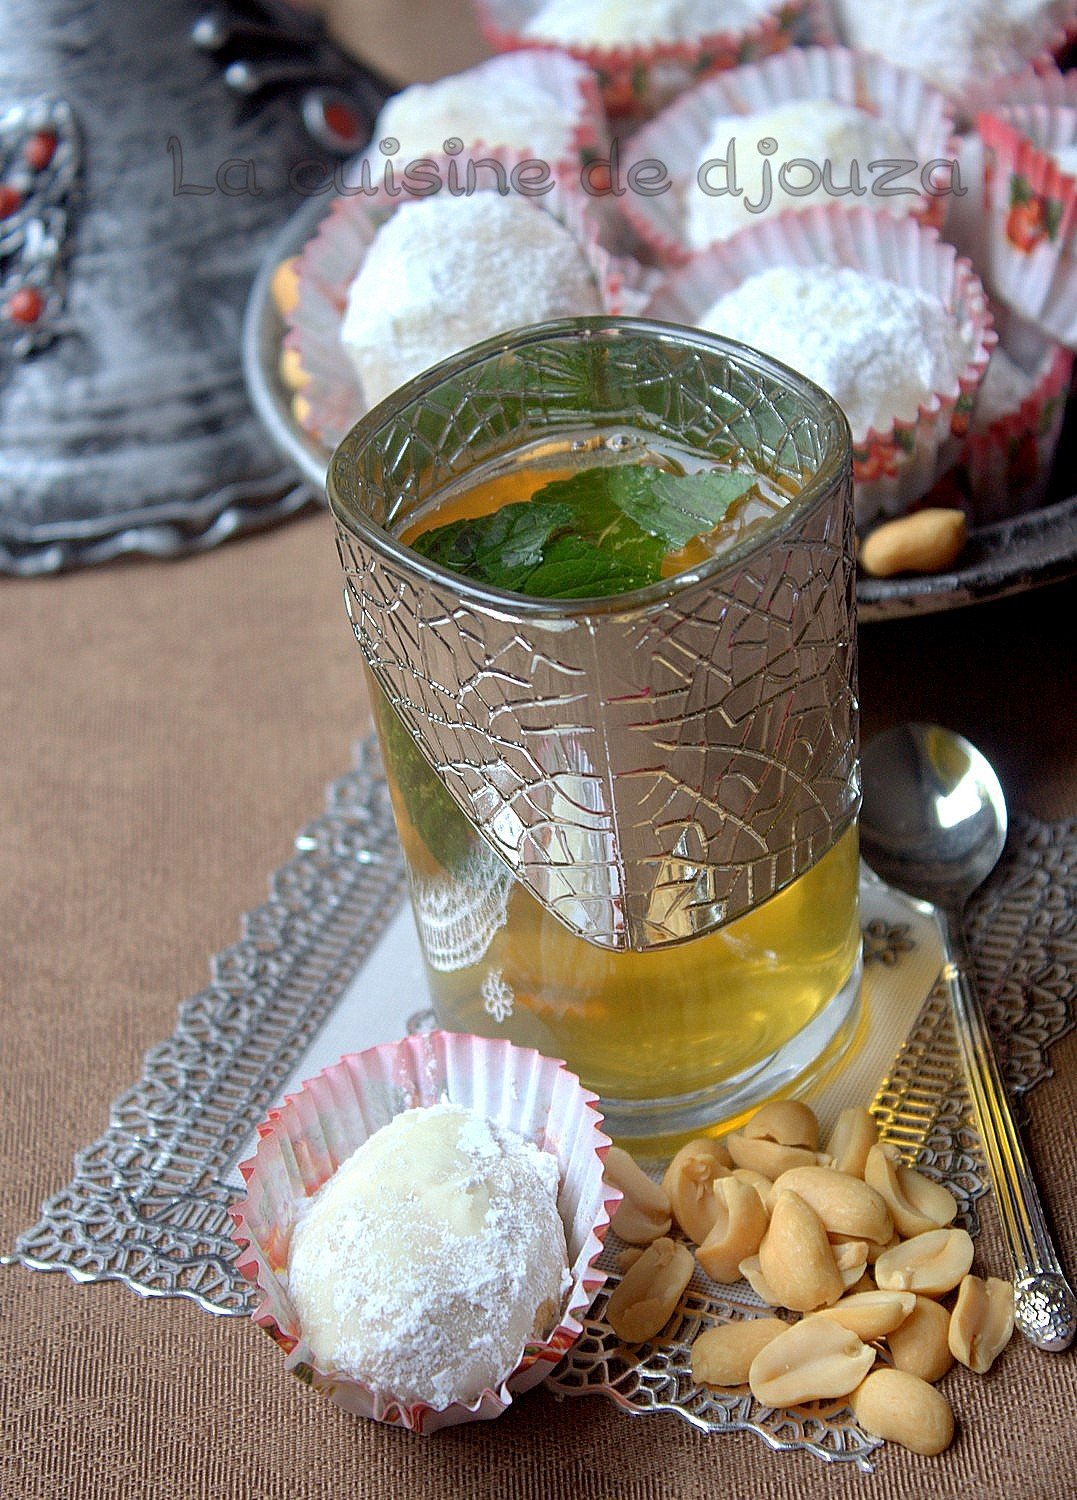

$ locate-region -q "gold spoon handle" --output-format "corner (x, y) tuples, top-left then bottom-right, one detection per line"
(942, 910), (1077, 1351)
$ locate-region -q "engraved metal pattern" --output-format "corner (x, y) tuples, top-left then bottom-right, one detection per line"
(1014, 1273), (1077, 1350)
(0, 96), (79, 358)
(6, 764), (1073, 1471)
(332, 320), (858, 952)
(7, 740), (408, 1310)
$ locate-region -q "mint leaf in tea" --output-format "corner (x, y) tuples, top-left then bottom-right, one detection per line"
(407, 463), (760, 600)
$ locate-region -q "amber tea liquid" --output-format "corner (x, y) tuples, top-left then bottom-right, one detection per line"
(376, 434), (861, 1134)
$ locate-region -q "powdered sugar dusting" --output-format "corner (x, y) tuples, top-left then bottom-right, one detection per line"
(524, 0), (776, 47)
(287, 1103), (567, 1409)
(699, 264), (972, 442)
(340, 193), (603, 408)
(832, 0), (1065, 96)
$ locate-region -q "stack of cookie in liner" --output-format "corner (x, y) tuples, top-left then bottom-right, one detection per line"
(274, 5), (1076, 577)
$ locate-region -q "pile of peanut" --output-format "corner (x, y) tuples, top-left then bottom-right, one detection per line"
(603, 1099), (1015, 1457)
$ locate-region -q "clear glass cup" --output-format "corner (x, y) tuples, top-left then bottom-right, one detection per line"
(328, 317), (860, 1144)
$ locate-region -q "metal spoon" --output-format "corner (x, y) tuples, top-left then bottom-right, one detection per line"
(860, 722), (1076, 1351)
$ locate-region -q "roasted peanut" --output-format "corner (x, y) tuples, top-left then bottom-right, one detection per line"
(832, 1238), (871, 1289)
(850, 1368), (954, 1456)
(948, 1274), (1015, 1374)
(758, 1190), (845, 1311)
(270, 255), (300, 316)
(616, 1246), (644, 1272)
(605, 1237), (695, 1344)
(695, 1176), (769, 1283)
(824, 1108), (878, 1179)
(865, 1144), (958, 1238)
(770, 1165), (893, 1246)
(874, 1227), (974, 1298)
(725, 1132), (819, 1180)
(278, 346), (309, 392)
(691, 1317), (788, 1388)
(662, 1138), (732, 1245)
(859, 508), (968, 579)
(731, 1167), (775, 1214)
(813, 1289), (916, 1341)
(887, 1295), (954, 1383)
(742, 1099), (820, 1150)
(749, 1315), (875, 1406)
(291, 391), (311, 430)
(605, 1145), (673, 1245)
(739, 1254), (781, 1306)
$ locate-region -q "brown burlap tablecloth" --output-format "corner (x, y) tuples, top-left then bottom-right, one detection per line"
(2, 509), (1075, 1499)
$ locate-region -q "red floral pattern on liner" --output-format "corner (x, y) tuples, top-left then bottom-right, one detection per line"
(229, 1031), (618, 1435)
(961, 333), (1073, 521)
(471, 0), (834, 120)
(977, 97), (1077, 345)
(618, 45), (960, 267)
(284, 151), (650, 450)
(643, 202), (996, 528)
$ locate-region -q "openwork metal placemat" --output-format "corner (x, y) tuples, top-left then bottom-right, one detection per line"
(6, 743), (1074, 1471)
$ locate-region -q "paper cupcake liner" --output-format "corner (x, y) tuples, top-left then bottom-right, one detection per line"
(286, 154), (650, 449)
(619, 46), (959, 266)
(976, 71), (1077, 347)
(961, 309), (1073, 521)
(645, 204), (996, 526)
(362, 49), (609, 175)
(472, 0), (835, 121)
(954, 6), (1077, 125)
(230, 1031), (618, 1434)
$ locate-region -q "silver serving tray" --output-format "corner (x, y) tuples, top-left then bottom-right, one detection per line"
(242, 197), (1077, 621)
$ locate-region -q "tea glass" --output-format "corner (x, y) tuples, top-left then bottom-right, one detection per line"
(328, 317), (860, 1144)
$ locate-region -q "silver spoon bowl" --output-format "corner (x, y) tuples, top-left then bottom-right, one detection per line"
(860, 722), (1076, 1352)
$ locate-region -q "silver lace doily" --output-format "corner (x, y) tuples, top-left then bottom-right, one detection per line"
(6, 742), (1074, 1472)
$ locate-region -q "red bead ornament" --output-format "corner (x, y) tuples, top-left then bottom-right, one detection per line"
(6, 286), (44, 324)
(23, 131), (58, 172)
(322, 99), (361, 143)
(0, 183), (23, 219)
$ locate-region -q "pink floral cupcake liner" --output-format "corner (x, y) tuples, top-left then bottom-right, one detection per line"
(471, 0), (834, 120)
(954, 7), (1077, 125)
(286, 154), (650, 449)
(961, 308), (1073, 521)
(644, 203), (996, 526)
(362, 48), (609, 175)
(977, 69), (1077, 347)
(230, 1031), (618, 1434)
(620, 46), (959, 265)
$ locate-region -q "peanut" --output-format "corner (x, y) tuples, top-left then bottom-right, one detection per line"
(758, 1190), (844, 1312)
(813, 1289), (916, 1341)
(605, 1145), (672, 1245)
(832, 1238), (871, 1289)
(731, 1167), (775, 1214)
(278, 346), (309, 392)
(270, 255), (300, 317)
(749, 1315), (875, 1406)
(691, 1317), (788, 1388)
(824, 1108), (878, 1179)
(291, 391), (312, 430)
(739, 1254), (781, 1306)
(662, 1138), (732, 1245)
(864, 1144), (958, 1238)
(887, 1295), (954, 1383)
(742, 1099), (820, 1151)
(695, 1176), (769, 1283)
(605, 1237), (695, 1344)
(616, 1246), (644, 1272)
(859, 509), (968, 579)
(850, 1368), (955, 1456)
(874, 1227), (974, 1298)
(948, 1274), (1015, 1374)
(771, 1165), (893, 1246)
(725, 1132), (819, 1180)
